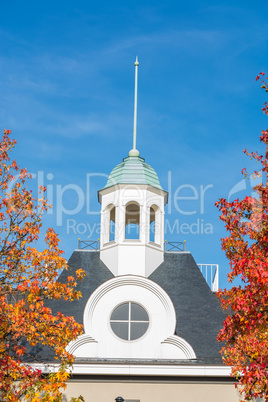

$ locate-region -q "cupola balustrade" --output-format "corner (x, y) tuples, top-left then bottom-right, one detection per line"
(77, 238), (219, 292)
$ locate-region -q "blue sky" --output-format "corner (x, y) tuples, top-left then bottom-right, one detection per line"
(1, 0), (268, 289)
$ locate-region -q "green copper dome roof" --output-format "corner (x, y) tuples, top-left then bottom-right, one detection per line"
(103, 155), (163, 190)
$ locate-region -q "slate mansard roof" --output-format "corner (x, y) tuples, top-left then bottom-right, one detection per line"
(44, 250), (225, 365)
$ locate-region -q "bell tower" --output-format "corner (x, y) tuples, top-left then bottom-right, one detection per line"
(98, 58), (168, 277)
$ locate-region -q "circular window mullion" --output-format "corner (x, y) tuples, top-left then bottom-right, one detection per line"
(128, 302), (131, 341)
(110, 320), (128, 323)
(110, 302), (149, 341)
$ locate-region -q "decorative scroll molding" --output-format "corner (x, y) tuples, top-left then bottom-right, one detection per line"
(161, 335), (196, 359)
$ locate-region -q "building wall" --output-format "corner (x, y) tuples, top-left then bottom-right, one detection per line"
(63, 379), (240, 402)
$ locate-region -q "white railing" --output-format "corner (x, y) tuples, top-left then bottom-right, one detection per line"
(197, 264), (219, 292)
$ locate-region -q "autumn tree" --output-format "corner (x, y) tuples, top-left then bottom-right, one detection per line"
(216, 73), (268, 401)
(0, 130), (85, 401)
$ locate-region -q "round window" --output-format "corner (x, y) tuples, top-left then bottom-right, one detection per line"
(110, 302), (149, 341)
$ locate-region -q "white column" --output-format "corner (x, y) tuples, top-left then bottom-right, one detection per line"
(117, 202), (126, 243)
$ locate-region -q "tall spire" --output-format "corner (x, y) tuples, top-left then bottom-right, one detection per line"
(129, 56), (140, 157)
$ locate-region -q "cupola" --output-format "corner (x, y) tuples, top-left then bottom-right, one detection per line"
(98, 58), (168, 277)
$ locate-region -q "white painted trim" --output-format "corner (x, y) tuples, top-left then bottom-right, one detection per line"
(83, 276), (177, 335)
(28, 362), (232, 377)
(161, 336), (196, 359)
(67, 334), (98, 354)
(99, 184), (168, 200)
(72, 275), (196, 360)
(102, 241), (119, 250)
(147, 201), (162, 210)
(147, 242), (162, 250)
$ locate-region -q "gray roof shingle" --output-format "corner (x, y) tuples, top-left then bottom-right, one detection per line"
(41, 250), (224, 365)
(149, 252), (225, 363)
(46, 250), (114, 324)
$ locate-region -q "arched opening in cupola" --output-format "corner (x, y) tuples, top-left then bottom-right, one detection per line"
(125, 202), (140, 240)
(103, 204), (116, 245)
(109, 206), (116, 242)
(150, 205), (161, 244)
